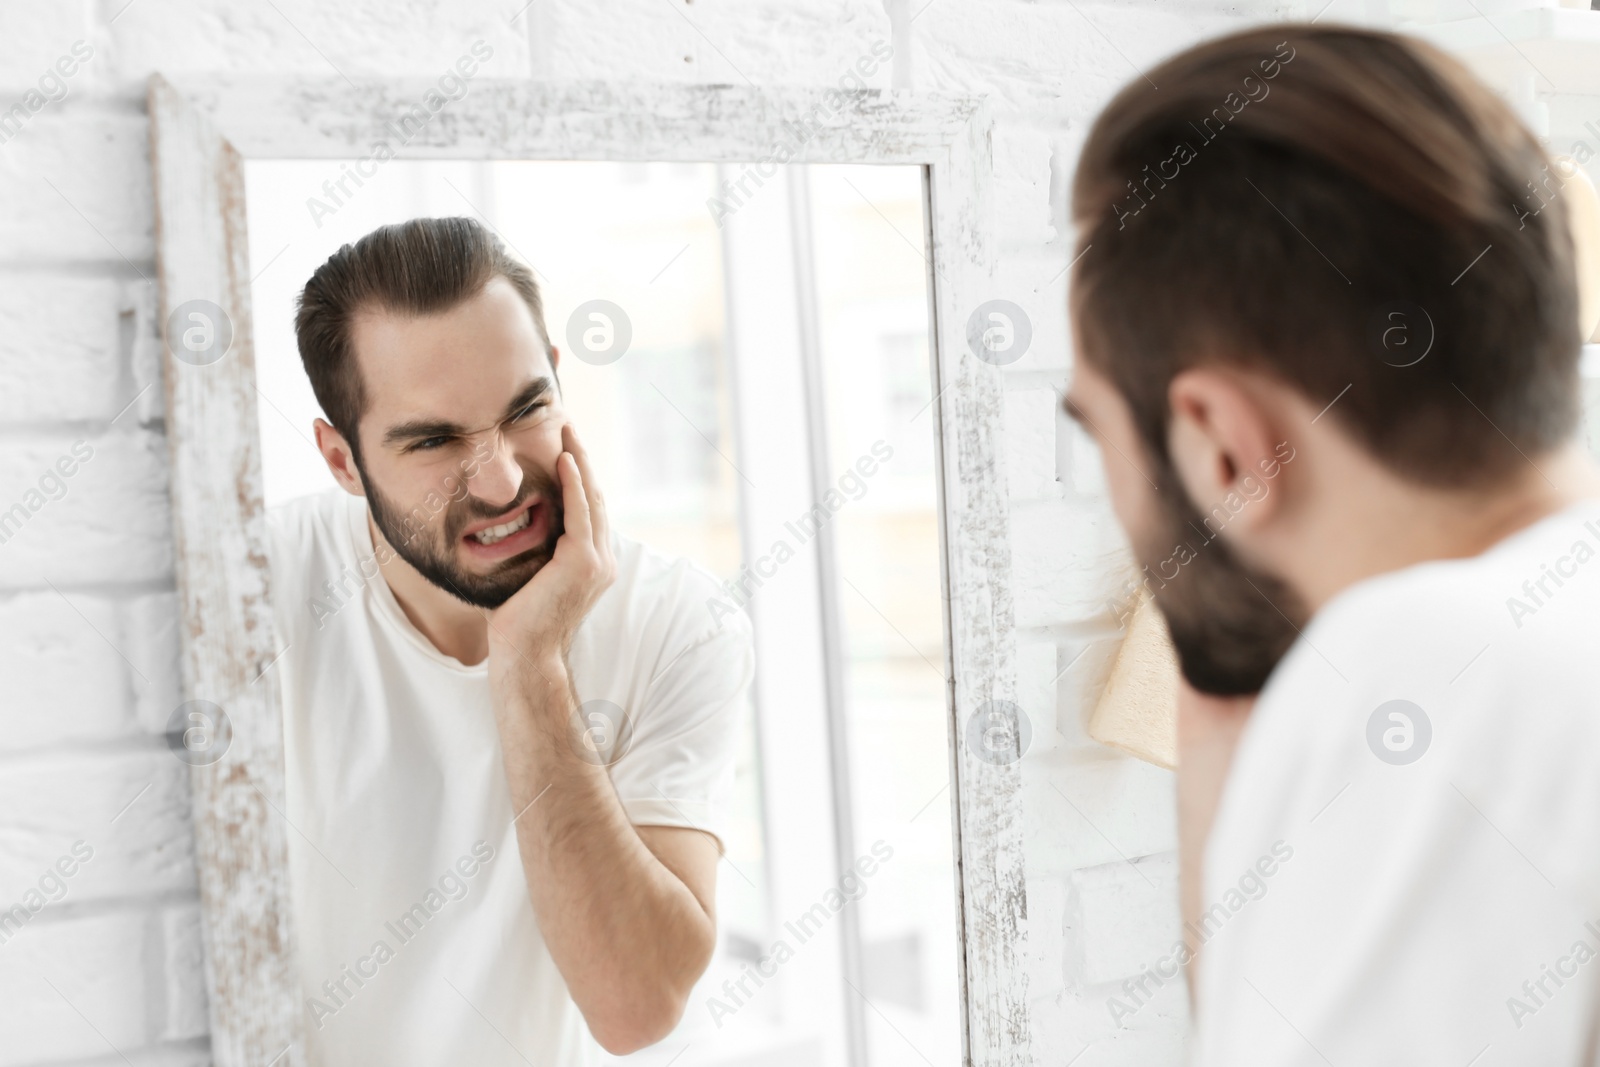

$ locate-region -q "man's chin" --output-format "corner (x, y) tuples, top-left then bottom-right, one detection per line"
(1170, 641), (1273, 697)
(1151, 581), (1301, 697)
(445, 546), (554, 608)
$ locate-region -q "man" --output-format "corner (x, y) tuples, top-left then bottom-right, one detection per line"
(265, 216), (753, 1064)
(1064, 24), (1600, 1065)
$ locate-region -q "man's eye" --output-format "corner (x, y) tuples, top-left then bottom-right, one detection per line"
(512, 401), (544, 421)
(411, 436), (451, 452)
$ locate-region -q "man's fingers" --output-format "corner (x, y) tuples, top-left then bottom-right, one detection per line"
(563, 423), (609, 555)
(558, 451), (594, 547)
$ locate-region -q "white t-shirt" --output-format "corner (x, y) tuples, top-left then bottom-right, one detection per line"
(1193, 498), (1600, 1066)
(265, 488), (754, 1067)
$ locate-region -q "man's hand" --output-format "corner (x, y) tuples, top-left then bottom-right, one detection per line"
(1177, 680), (1256, 1004)
(481, 422), (718, 1054)
(487, 422), (616, 692)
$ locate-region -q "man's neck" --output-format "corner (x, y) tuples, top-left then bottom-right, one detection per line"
(368, 510), (491, 667)
(1278, 440), (1600, 614)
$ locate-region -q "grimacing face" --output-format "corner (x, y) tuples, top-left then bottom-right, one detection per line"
(346, 276), (568, 610)
(1063, 358), (1304, 696)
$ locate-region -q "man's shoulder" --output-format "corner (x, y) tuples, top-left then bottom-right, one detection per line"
(1199, 502), (1600, 1058)
(265, 487), (353, 546)
(1297, 497), (1600, 678)
(1229, 499), (1600, 831)
(265, 488), (361, 634)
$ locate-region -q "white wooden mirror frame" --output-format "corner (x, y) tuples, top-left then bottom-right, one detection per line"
(148, 74), (1028, 1067)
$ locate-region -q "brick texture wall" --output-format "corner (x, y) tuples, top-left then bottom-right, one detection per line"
(0, 1), (1309, 1063)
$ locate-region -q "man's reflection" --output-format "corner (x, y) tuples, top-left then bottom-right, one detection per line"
(265, 216), (753, 1065)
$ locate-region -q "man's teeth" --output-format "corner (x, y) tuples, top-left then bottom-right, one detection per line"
(471, 508), (531, 545)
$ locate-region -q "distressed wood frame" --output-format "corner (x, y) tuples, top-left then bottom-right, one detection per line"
(148, 75), (1025, 1066)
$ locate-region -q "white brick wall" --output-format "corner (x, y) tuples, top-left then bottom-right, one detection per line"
(0, 1), (1312, 1062)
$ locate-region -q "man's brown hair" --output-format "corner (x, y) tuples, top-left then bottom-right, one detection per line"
(294, 216), (553, 464)
(1070, 24), (1582, 487)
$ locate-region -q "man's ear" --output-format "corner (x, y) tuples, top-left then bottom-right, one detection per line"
(1166, 368), (1284, 532)
(313, 418), (365, 496)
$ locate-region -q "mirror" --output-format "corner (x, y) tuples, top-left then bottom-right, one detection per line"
(150, 77), (1014, 1067)
(242, 156), (958, 1064)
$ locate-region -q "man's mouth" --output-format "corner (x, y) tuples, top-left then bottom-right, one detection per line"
(459, 499), (551, 564)
(469, 507), (531, 545)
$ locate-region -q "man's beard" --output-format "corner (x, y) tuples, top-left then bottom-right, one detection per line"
(359, 455), (565, 610)
(1137, 462), (1307, 696)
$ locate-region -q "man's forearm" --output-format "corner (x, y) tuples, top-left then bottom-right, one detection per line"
(495, 657), (715, 1052)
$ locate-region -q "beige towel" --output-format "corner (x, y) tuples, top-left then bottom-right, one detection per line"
(1086, 591), (1179, 769)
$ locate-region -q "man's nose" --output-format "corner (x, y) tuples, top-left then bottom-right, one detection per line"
(467, 437), (524, 509)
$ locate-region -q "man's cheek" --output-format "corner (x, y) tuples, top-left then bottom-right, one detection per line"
(1101, 451), (1158, 550)
(528, 423), (570, 490)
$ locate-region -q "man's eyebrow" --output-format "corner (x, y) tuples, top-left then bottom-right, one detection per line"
(498, 376), (554, 421)
(382, 376), (555, 448)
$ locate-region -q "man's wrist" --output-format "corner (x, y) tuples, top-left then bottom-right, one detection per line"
(492, 643), (573, 724)
(490, 633), (568, 689)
